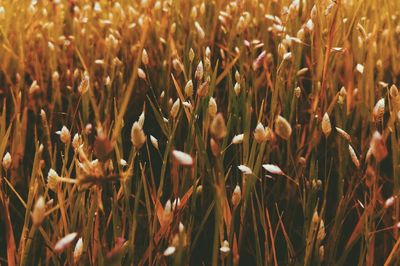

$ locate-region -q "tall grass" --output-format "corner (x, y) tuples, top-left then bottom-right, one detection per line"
(0, 0), (400, 265)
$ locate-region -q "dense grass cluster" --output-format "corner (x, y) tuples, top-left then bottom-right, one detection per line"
(1, 0), (400, 265)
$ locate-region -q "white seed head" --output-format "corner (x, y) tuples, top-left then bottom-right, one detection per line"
(369, 131), (388, 162)
(274, 115), (292, 140)
(194, 21), (205, 39)
(170, 99), (180, 119)
(189, 48), (195, 62)
(54, 232), (78, 253)
(373, 98), (385, 122)
(2, 152), (11, 170)
(73, 238), (83, 263)
(234, 82), (241, 96)
(263, 164), (284, 175)
(130, 122), (146, 149)
(238, 165), (252, 175)
(232, 134), (244, 144)
(356, 63), (364, 74)
(185, 80), (193, 97)
(150, 135), (159, 150)
(220, 240), (230, 254)
(120, 159), (127, 167)
(78, 74), (90, 95)
(32, 196), (46, 227)
(137, 68), (146, 79)
(138, 111), (145, 128)
(163, 246), (176, 256)
(235, 70), (240, 83)
(231, 185), (241, 207)
(321, 112), (332, 137)
(210, 113), (227, 139)
(56, 126), (71, 144)
(208, 97), (217, 117)
(47, 168), (60, 191)
(348, 145), (360, 168)
(72, 133), (82, 150)
(142, 48), (149, 65)
(384, 196), (396, 208)
(195, 61), (204, 81)
(294, 86), (301, 98)
(254, 122), (267, 143)
(335, 127), (351, 141)
(172, 150), (193, 166)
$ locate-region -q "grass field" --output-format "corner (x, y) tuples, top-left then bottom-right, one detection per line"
(0, 0), (400, 265)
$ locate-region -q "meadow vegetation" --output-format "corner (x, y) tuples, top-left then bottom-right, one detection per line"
(0, 0), (400, 265)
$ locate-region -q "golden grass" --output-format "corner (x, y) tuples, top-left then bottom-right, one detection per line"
(0, 0), (400, 265)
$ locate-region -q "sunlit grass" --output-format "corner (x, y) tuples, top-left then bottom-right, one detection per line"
(0, 0), (400, 265)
